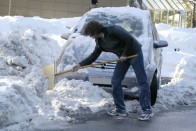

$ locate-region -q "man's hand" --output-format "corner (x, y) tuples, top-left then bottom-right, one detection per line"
(72, 64), (81, 72)
(119, 56), (127, 62)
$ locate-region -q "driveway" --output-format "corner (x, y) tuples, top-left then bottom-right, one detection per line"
(65, 105), (196, 131)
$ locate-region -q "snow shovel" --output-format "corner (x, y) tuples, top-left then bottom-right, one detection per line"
(44, 54), (138, 90)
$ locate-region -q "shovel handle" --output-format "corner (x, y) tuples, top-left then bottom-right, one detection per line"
(55, 54), (138, 77)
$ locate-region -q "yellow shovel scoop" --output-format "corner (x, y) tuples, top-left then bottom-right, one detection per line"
(43, 54), (138, 90)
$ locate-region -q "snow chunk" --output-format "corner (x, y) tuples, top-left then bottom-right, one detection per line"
(7, 56), (28, 68)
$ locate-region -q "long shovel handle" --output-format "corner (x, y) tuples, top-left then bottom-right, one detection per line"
(55, 54), (138, 77)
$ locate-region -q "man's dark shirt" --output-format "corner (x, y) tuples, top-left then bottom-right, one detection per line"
(79, 25), (142, 66)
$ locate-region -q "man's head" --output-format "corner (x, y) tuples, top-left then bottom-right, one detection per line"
(83, 21), (104, 39)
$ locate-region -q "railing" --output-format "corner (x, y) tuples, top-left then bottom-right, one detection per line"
(144, 0), (194, 28)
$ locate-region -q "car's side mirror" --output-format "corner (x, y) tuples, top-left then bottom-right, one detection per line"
(153, 40), (168, 49)
(61, 32), (71, 40)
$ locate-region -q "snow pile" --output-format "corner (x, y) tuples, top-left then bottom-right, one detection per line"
(0, 16), (70, 35)
(156, 57), (196, 110)
(0, 16), (65, 128)
(47, 79), (113, 117)
(0, 16), (113, 130)
(0, 29), (60, 69)
(0, 78), (48, 130)
(0, 19), (63, 100)
(155, 24), (196, 110)
(156, 23), (196, 77)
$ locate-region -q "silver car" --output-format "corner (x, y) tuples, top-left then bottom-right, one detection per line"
(59, 7), (168, 106)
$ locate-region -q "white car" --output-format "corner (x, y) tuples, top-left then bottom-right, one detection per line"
(59, 7), (168, 106)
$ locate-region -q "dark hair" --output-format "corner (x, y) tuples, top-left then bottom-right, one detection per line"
(83, 21), (103, 37)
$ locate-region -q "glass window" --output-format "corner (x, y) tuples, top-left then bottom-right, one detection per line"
(143, 1), (154, 9)
(79, 12), (144, 38)
(159, 0), (173, 10)
(169, 0), (180, 10)
(173, 0), (185, 10)
(155, 0), (167, 10)
(150, 0), (160, 9)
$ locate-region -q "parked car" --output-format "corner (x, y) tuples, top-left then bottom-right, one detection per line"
(59, 7), (168, 106)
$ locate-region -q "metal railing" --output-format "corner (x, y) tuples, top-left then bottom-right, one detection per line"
(144, 0), (194, 28)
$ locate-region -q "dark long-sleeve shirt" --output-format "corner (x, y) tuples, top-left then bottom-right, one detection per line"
(79, 25), (142, 66)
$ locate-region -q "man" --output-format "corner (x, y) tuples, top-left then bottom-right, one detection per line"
(72, 21), (153, 121)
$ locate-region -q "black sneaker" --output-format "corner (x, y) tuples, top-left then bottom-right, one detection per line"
(107, 109), (128, 117)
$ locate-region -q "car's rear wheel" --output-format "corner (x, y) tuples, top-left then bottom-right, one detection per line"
(150, 72), (158, 106)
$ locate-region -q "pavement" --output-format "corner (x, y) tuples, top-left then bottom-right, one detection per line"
(64, 105), (196, 131)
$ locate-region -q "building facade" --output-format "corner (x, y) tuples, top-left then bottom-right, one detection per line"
(0, 0), (126, 18)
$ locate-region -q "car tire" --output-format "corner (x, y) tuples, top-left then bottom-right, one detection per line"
(150, 72), (158, 106)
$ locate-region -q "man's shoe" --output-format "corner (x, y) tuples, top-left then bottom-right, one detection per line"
(107, 109), (128, 117)
(138, 112), (154, 121)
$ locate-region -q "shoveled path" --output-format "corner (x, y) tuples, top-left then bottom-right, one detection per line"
(65, 105), (196, 131)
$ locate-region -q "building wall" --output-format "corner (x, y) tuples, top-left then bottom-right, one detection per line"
(0, 0), (127, 18)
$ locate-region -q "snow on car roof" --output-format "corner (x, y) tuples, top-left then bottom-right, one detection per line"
(76, 7), (151, 38)
(89, 7), (150, 18)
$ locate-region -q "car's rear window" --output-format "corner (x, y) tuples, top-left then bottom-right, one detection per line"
(79, 12), (144, 37)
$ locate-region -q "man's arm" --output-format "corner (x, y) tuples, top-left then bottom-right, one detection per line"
(79, 46), (102, 66)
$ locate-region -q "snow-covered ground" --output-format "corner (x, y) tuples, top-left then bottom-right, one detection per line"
(0, 10), (196, 131)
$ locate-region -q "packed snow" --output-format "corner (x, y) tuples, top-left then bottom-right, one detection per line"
(0, 7), (196, 130)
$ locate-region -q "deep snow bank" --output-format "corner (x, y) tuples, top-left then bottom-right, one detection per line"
(0, 16), (113, 130)
(156, 23), (196, 77)
(155, 24), (196, 110)
(0, 16), (66, 128)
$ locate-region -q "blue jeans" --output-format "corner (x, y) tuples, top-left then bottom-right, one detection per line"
(111, 49), (151, 112)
